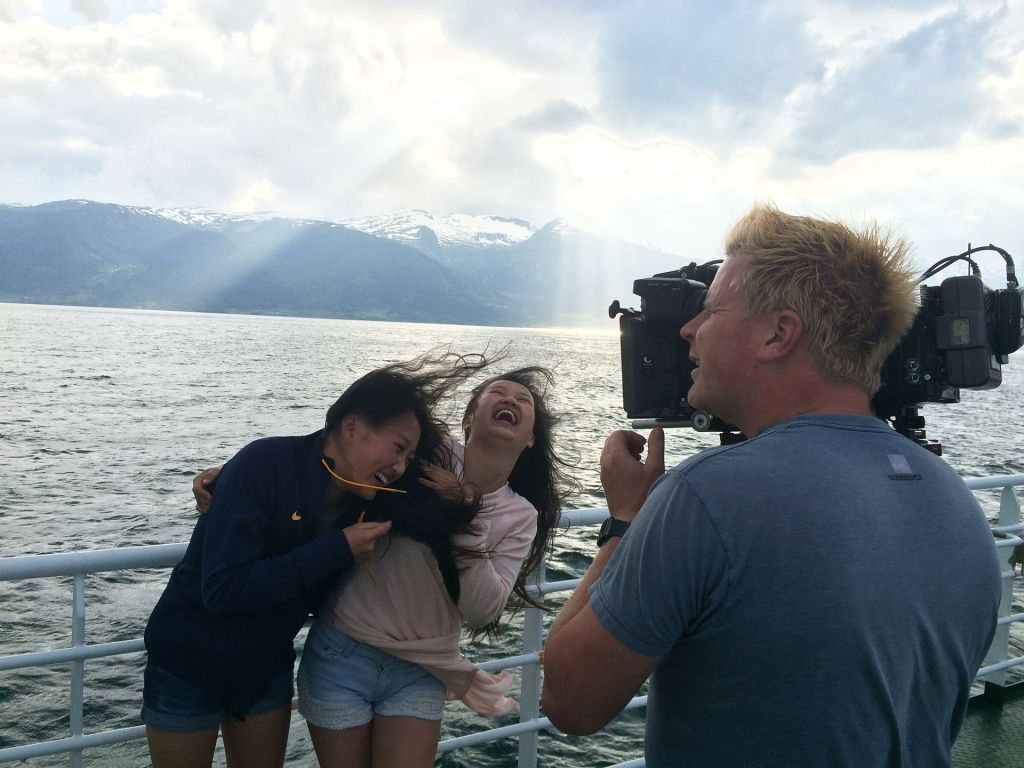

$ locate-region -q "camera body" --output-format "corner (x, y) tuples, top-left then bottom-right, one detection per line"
(612, 261), (1023, 432)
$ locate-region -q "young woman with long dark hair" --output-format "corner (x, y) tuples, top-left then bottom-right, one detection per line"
(297, 367), (575, 768)
(143, 352), (489, 768)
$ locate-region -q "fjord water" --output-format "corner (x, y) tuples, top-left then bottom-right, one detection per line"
(2, 303), (1022, 766)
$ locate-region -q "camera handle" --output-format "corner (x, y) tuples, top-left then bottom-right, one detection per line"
(630, 416), (747, 446)
(889, 406), (943, 455)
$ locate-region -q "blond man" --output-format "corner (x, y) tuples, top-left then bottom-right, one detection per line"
(543, 204), (1001, 768)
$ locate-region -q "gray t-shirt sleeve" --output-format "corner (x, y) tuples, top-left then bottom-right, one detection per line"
(588, 471), (730, 657)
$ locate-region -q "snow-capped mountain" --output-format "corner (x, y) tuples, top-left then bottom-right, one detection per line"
(341, 210), (536, 252)
(46, 199), (330, 230)
(146, 205), (325, 230)
(534, 218), (586, 238)
(146, 206), (282, 228)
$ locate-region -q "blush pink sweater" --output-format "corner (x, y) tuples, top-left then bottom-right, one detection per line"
(321, 441), (538, 715)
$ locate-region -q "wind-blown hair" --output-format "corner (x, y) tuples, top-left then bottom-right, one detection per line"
(325, 358), (576, 627)
(324, 350), (497, 603)
(461, 366), (577, 634)
(725, 203), (919, 394)
(324, 349), (492, 469)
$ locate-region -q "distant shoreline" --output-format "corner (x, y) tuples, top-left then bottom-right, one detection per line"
(0, 300), (619, 336)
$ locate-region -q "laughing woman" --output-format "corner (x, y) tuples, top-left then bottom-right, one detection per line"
(142, 353), (487, 768)
(296, 367), (574, 768)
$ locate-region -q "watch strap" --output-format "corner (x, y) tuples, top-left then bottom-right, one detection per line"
(597, 517), (630, 547)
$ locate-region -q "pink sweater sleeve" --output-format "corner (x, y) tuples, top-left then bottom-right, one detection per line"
(454, 488), (538, 628)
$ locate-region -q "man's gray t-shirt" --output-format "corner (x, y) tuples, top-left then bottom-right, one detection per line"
(590, 414), (1000, 767)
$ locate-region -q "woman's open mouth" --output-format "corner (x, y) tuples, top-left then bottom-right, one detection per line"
(494, 408), (518, 425)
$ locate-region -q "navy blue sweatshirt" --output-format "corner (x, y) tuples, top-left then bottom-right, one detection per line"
(144, 430), (359, 714)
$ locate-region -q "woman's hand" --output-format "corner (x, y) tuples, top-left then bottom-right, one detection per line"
(192, 465), (223, 513)
(343, 520), (392, 563)
(419, 461), (477, 504)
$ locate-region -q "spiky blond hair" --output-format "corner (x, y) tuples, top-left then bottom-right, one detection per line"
(725, 203), (919, 394)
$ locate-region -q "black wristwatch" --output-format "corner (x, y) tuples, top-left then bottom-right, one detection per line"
(597, 517), (630, 547)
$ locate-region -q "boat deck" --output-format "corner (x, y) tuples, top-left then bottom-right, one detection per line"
(954, 687), (1024, 768)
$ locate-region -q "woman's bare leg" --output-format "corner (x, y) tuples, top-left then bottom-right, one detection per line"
(221, 706), (291, 768)
(306, 720), (373, 768)
(146, 725), (218, 768)
(370, 715), (442, 768)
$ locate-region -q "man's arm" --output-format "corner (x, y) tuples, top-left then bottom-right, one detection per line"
(542, 428), (665, 735)
(192, 465), (222, 513)
(541, 541), (660, 734)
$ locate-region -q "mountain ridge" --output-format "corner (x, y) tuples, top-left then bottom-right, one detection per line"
(0, 200), (678, 327)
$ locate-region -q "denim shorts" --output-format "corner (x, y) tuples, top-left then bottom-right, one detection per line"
(297, 620), (445, 730)
(141, 659), (294, 733)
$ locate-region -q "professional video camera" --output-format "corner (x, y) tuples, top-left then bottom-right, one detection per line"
(608, 245), (1023, 451)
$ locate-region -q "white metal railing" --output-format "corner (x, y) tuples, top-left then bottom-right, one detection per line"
(970, 475), (1024, 683)
(2, 478), (1023, 767)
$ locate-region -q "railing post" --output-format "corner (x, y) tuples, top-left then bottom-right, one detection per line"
(517, 554), (545, 768)
(70, 574), (86, 768)
(982, 485), (1021, 697)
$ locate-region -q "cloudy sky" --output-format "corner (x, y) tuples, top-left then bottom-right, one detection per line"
(2, 0), (1022, 275)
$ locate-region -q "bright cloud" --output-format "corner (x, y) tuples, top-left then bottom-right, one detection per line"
(0, 0), (1021, 273)
(229, 178), (277, 212)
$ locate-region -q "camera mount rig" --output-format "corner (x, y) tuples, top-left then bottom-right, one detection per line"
(610, 244), (1023, 454)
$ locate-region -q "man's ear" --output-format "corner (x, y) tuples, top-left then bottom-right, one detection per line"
(527, 433), (535, 449)
(757, 309), (803, 363)
(462, 415), (473, 440)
